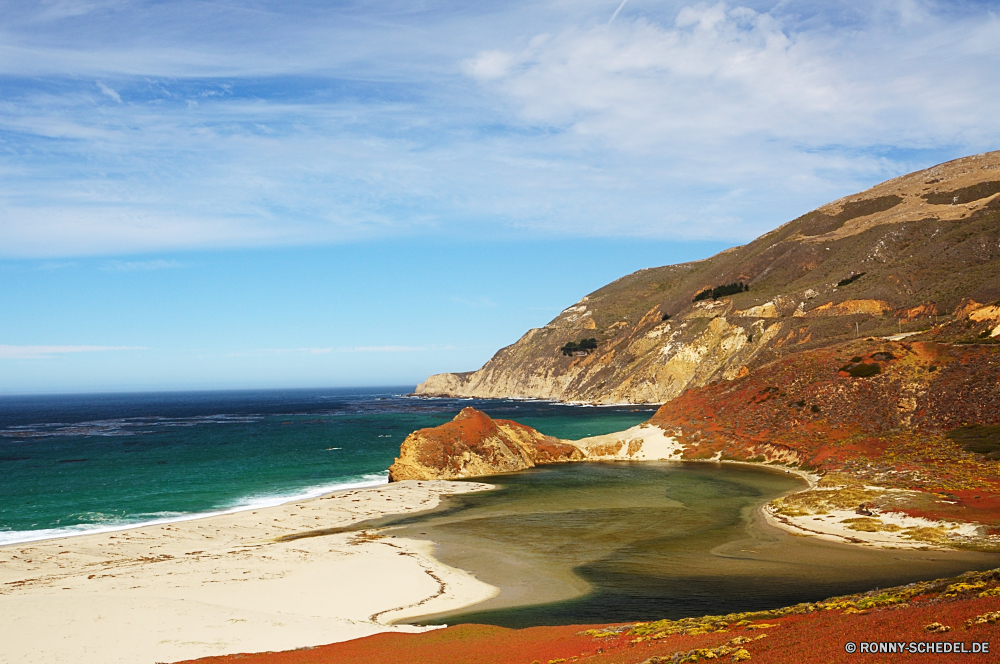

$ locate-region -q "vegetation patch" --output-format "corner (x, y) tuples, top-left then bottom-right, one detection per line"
(838, 360), (881, 377)
(800, 196), (903, 236)
(771, 487), (884, 516)
(840, 517), (901, 533)
(901, 526), (948, 543)
(946, 424), (1000, 460)
(837, 272), (866, 287)
(922, 180), (1000, 205)
(560, 338), (598, 356)
(693, 282), (749, 302)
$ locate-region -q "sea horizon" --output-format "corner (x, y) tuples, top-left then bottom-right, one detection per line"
(0, 387), (655, 546)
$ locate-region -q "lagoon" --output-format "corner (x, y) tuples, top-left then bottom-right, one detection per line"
(378, 461), (1000, 627)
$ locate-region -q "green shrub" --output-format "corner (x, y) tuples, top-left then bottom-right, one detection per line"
(560, 338), (598, 356)
(946, 425), (1000, 459)
(845, 363), (881, 378)
(837, 272), (867, 287)
(693, 282), (749, 302)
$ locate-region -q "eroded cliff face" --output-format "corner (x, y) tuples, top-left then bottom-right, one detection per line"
(387, 407), (584, 481)
(387, 407), (695, 480)
(416, 152), (1000, 404)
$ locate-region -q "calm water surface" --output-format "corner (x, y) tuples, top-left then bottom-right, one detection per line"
(377, 462), (1000, 627)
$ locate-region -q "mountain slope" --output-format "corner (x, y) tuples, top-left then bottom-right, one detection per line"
(417, 151), (1000, 404)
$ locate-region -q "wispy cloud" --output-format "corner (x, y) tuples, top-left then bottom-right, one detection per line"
(36, 260), (77, 271)
(228, 346), (433, 357)
(96, 80), (121, 103)
(100, 259), (183, 272)
(0, 2), (998, 257)
(609, 0), (630, 25)
(0, 345), (146, 359)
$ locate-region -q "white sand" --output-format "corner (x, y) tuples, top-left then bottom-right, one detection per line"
(763, 503), (985, 549)
(0, 480), (498, 664)
(571, 424), (685, 460)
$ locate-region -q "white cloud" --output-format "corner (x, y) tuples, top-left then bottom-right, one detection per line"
(0, 2), (998, 256)
(0, 345), (145, 359)
(463, 50), (517, 80)
(96, 80), (121, 102)
(464, 3), (1000, 152)
(609, 0), (630, 25)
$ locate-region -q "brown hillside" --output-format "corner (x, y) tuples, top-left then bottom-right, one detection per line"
(417, 151), (1000, 404)
(647, 339), (1000, 521)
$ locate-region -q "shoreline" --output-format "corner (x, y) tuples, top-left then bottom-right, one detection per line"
(0, 475), (392, 548)
(562, 422), (996, 552)
(0, 480), (500, 664)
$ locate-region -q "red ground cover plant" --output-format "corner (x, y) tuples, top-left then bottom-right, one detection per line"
(175, 569), (1000, 664)
(647, 340), (1000, 528)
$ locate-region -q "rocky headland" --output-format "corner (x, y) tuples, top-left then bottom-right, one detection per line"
(388, 407), (685, 482)
(387, 407), (583, 481)
(399, 152), (1000, 551)
(416, 151), (1000, 405)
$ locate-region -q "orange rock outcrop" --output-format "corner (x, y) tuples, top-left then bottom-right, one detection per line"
(387, 407), (583, 481)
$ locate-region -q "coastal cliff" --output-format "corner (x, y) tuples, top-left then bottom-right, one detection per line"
(404, 151), (1000, 549)
(388, 407), (693, 481)
(416, 151), (1000, 404)
(387, 407), (584, 481)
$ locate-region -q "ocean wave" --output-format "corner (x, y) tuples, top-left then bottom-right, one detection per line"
(0, 473), (389, 547)
(0, 414), (266, 439)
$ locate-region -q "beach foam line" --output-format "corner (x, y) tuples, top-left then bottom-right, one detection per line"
(0, 473), (389, 547)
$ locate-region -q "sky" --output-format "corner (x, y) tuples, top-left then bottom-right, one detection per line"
(2, 0), (999, 394)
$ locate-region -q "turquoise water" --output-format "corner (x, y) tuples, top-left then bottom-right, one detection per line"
(0, 388), (654, 545)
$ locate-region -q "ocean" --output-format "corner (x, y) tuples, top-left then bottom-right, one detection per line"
(0, 387), (655, 546)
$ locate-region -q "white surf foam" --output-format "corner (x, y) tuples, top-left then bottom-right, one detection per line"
(0, 473), (389, 547)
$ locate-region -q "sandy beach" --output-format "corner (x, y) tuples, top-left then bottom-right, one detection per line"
(0, 480), (498, 664)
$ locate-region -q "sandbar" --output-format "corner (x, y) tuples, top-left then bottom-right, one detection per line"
(0, 480), (498, 664)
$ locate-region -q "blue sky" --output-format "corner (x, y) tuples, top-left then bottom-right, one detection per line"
(2, 0), (999, 394)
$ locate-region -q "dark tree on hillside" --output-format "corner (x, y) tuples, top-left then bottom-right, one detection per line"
(693, 282), (749, 302)
(837, 272), (866, 287)
(560, 338), (598, 356)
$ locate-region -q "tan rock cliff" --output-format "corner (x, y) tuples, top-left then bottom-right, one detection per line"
(417, 152), (1000, 404)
